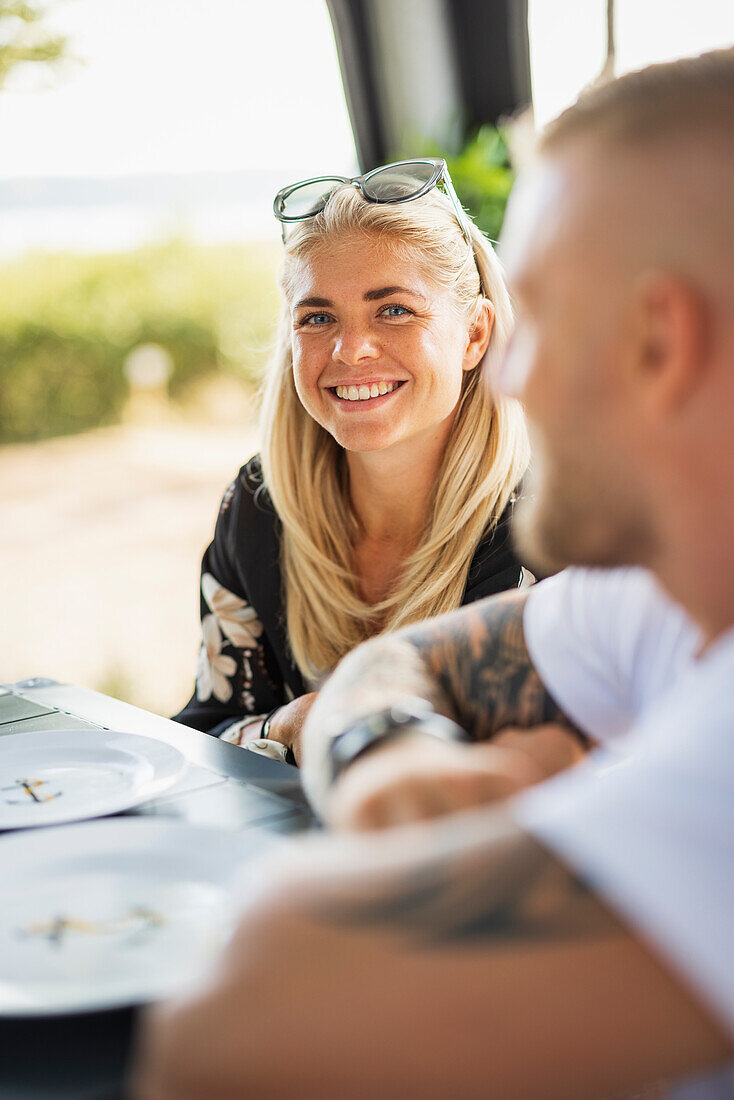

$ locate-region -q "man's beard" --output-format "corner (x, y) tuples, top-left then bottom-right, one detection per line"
(512, 428), (657, 578)
(511, 455), (576, 578)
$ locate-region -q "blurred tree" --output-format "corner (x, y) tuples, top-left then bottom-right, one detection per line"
(0, 1), (66, 90)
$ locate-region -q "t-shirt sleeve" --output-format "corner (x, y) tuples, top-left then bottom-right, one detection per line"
(173, 474), (287, 734)
(514, 630), (734, 1041)
(522, 567), (700, 743)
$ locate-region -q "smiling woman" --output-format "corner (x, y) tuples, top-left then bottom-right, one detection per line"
(289, 247), (483, 458)
(174, 170), (530, 757)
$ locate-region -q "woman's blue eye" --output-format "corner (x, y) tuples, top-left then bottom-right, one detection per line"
(304, 313), (332, 325)
(382, 305), (410, 317)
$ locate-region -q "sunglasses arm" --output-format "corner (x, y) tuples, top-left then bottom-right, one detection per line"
(440, 171), (474, 249)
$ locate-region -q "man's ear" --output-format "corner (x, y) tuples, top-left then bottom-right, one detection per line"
(630, 272), (709, 412)
(463, 299), (495, 371)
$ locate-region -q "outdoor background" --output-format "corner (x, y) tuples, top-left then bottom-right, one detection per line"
(1, 0), (731, 716)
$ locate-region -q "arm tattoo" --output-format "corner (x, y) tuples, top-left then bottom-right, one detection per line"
(316, 816), (620, 947)
(302, 591), (584, 810)
(404, 591), (585, 742)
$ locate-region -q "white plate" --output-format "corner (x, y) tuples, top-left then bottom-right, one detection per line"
(0, 729), (186, 828)
(0, 817), (273, 1015)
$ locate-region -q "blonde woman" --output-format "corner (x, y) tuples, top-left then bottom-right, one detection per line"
(175, 159), (530, 762)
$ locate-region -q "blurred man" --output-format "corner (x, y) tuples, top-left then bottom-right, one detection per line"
(136, 50), (734, 1099)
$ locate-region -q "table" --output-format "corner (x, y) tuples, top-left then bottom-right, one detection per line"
(0, 679), (316, 1099)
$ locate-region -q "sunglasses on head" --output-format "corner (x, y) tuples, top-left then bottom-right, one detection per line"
(273, 157), (475, 252)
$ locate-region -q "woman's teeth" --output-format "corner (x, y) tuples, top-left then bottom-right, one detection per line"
(335, 381), (399, 401)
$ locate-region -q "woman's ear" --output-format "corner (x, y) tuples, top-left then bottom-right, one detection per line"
(463, 299), (495, 371)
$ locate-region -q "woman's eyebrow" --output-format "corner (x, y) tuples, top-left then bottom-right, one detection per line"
(294, 296), (333, 309)
(364, 286), (426, 301)
(294, 287), (427, 310)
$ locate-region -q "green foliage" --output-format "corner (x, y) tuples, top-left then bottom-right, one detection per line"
(0, 325), (125, 443)
(0, 1), (66, 90)
(445, 125), (515, 242)
(0, 240), (281, 444)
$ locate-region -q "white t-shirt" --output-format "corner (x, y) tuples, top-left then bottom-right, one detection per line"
(523, 566), (701, 743)
(516, 568), (734, 1096)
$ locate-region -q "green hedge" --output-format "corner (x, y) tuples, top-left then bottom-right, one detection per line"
(0, 240), (281, 444)
(0, 325), (126, 443)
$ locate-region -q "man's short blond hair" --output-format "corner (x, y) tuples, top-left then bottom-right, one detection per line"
(540, 47), (734, 152)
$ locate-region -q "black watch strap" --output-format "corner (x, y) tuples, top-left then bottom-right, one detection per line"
(327, 699), (469, 786)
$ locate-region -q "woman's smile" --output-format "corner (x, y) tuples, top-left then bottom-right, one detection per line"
(326, 379), (408, 407)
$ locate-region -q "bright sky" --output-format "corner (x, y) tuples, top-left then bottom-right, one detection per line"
(529, 0), (733, 128)
(0, 0), (730, 180)
(0, 0), (358, 179)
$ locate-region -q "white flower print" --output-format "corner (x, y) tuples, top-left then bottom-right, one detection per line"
(201, 573), (264, 648)
(196, 614), (237, 702)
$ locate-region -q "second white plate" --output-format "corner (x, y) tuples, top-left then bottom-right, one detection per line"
(0, 817), (276, 1014)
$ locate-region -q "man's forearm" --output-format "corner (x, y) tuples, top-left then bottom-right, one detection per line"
(135, 811), (729, 1100)
(302, 590), (581, 815)
(301, 632), (452, 812)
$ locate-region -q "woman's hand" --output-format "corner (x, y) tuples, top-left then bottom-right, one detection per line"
(327, 723), (584, 831)
(265, 692), (319, 766)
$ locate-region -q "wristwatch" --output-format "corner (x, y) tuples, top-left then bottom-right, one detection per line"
(327, 698), (469, 786)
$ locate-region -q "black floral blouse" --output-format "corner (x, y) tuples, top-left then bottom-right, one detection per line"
(174, 455), (525, 736)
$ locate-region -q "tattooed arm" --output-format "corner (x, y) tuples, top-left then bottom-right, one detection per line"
(401, 589), (580, 737)
(301, 590), (586, 824)
(134, 811), (729, 1100)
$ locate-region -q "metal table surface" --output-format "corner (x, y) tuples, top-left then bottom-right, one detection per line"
(0, 679), (316, 1099)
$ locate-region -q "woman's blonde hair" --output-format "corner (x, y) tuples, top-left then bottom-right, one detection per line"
(260, 183), (529, 682)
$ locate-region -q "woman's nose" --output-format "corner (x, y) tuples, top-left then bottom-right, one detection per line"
(332, 325), (380, 365)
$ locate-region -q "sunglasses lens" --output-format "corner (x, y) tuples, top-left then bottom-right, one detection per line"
(278, 178), (345, 219)
(362, 161), (438, 202)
